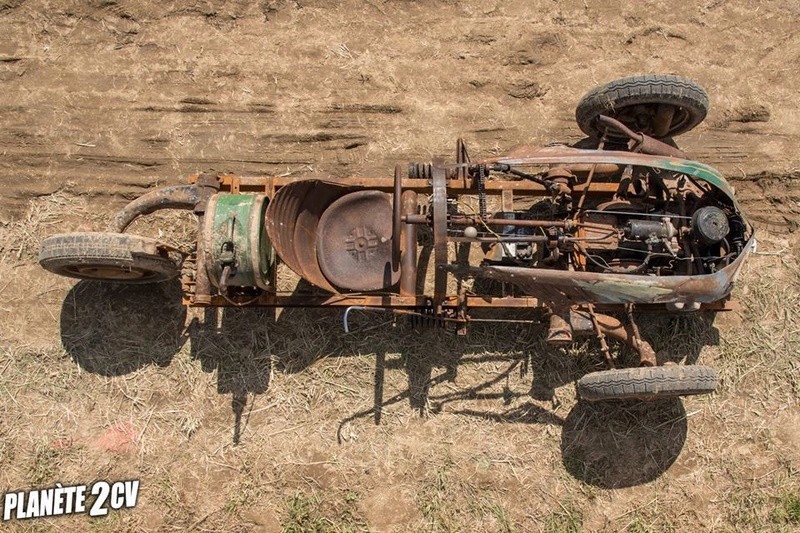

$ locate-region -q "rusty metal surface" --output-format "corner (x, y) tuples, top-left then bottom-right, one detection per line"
(265, 180), (351, 292)
(474, 236), (755, 306)
(547, 311), (573, 343)
(400, 190), (418, 297)
(202, 193), (273, 291)
(173, 141), (752, 356)
(570, 309), (657, 367)
(487, 148), (737, 203)
(206, 147), (737, 203)
(431, 163), (448, 311)
(392, 164), (403, 270)
(265, 180), (315, 275)
(448, 216), (575, 229)
(109, 184), (201, 233)
(293, 184), (346, 292)
(214, 174), (621, 195)
(317, 190), (399, 291)
(596, 115), (686, 159)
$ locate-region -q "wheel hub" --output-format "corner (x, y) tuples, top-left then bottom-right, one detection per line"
(64, 264), (154, 281)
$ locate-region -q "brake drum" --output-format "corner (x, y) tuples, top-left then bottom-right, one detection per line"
(203, 193), (274, 290)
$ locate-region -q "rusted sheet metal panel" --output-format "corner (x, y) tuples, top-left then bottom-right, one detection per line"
(487, 147), (737, 204)
(476, 237), (755, 305)
(266, 180), (399, 292)
(292, 184), (346, 292)
(202, 193), (273, 290)
(265, 180), (350, 292)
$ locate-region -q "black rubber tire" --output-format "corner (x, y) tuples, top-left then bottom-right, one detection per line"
(39, 232), (179, 283)
(577, 365), (718, 401)
(576, 74), (709, 140)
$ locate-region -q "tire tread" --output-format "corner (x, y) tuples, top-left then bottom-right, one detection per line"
(39, 232), (178, 283)
(576, 74), (709, 139)
(577, 365), (718, 401)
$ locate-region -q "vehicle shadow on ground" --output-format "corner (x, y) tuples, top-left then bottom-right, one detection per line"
(59, 281), (719, 486)
(187, 306), (274, 444)
(334, 312), (701, 488)
(60, 280), (187, 375)
(60, 280), (274, 444)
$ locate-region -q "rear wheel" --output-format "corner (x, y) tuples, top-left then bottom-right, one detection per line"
(577, 365), (718, 401)
(576, 74), (709, 140)
(39, 232), (179, 283)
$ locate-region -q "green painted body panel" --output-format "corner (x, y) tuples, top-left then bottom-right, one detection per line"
(208, 194), (273, 289)
(649, 158), (737, 204)
(493, 149), (739, 207)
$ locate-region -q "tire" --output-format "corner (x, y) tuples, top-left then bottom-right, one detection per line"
(576, 74), (709, 140)
(39, 232), (179, 283)
(577, 365), (718, 401)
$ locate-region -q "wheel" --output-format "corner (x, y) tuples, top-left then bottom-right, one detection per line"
(577, 365), (718, 401)
(576, 74), (709, 140)
(39, 232), (179, 283)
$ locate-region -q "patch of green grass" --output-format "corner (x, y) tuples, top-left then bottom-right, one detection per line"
(418, 461), (460, 532)
(29, 445), (62, 486)
(284, 493), (329, 533)
(223, 476), (263, 515)
(484, 501), (515, 533)
(416, 456), (517, 533)
(543, 500), (583, 533)
(724, 491), (768, 529)
(282, 491), (367, 533)
(771, 492), (800, 525)
(625, 514), (677, 533)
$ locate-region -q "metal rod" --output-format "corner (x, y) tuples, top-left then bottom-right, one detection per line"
(400, 190), (418, 296)
(583, 210), (691, 219)
(450, 236), (550, 243)
(343, 306), (366, 333)
(575, 138), (605, 213)
(448, 216), (573, 228)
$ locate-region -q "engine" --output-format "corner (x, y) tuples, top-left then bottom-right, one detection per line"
(478, 165), (746, 277)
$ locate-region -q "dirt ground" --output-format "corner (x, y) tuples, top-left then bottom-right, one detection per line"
(0, 0), (799, 531)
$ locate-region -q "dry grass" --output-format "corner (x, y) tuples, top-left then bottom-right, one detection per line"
(0, 0), (799, 526)
(0, 187), (90, 262)
(0, 190), (797, 532)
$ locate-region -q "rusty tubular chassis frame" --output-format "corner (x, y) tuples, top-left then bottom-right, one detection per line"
(108, 143), (743, 369)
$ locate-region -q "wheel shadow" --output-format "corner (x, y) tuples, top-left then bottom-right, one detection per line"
(560, 398), (688, 488)
(334, 308), (719, 488)
(60, 280), (187, 376)
(59, 281), (717, 484)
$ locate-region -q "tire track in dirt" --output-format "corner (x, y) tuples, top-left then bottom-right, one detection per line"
(733, 172), (800, 234)
(0, 0), (798, 230)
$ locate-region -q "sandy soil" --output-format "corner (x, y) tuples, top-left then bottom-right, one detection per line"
(0, 1), (798, 531)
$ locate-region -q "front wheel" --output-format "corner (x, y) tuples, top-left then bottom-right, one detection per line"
(577, 365), (718, 401)
(575, 74), (709, 140)
(39, 232), (179, 283)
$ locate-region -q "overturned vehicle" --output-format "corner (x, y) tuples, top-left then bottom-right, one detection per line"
(40, 75), (755, 401)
